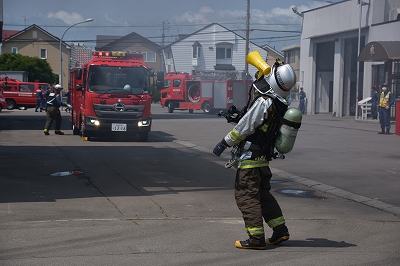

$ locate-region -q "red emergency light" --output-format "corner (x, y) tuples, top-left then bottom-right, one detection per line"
(92, 51), (112, 57)
(92, 51), (144, 60)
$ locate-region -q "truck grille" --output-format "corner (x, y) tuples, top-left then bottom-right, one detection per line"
(93, 104), (145, 120)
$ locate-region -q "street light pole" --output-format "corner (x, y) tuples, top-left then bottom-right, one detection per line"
(59, 18), (94, 88)
(355, 1), (369, 120)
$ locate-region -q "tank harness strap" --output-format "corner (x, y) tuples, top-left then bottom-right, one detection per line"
(280, 117), (301, 129)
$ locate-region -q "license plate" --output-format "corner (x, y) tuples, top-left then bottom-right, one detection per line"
(111, 123), (127, 131)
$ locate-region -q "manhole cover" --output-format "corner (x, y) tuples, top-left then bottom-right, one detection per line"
(277, 189), (317, 198)
(270, 180), (286, 184)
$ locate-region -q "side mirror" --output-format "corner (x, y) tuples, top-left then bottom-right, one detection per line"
(76, 69), (82, 80)
(157, 71), (164, 82)
(156, 81), (164, 90)
(76, 84), (83, 91)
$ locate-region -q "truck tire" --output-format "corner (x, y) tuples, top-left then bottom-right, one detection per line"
(79, 116), (91, 140)
(202, 101), (212, 113)
(168, 102), (174, 113)
(72, 124), (80, 135)
(138, 132), (148, 142)
(6, 100), (16, 110)
(73, 116), (82, 135)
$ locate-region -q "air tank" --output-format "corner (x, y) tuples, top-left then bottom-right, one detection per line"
(275, 107), (302, 154)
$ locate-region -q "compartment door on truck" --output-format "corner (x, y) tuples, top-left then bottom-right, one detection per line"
(232, 81), (247, 110)
(213, 81), (227, 109)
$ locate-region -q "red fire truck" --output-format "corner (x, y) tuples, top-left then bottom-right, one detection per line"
(0, 77), (52, 110)
(69, 51), (154, 141)
(159, 71), (251, 113)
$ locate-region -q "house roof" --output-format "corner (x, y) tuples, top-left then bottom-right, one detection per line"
(95, 35), (123, 50)
(2, 30), (20, 41)
(2, 24), (70, 48)
(261, 43), (284, 57)
(164, 22), (266, 52)
(99, 31), (161, 51)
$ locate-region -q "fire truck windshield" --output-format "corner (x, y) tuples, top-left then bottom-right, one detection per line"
(88, 66), (149, 95)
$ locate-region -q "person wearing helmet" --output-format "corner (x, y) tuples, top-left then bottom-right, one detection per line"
(43, 84), (72, 135)
(123, 84), (131, 92)
(213, 59), (296, 250)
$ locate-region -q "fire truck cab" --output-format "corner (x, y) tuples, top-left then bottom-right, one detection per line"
(70, 51), (154, 141)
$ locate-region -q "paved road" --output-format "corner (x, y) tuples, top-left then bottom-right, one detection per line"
(0, 105), (399, 265)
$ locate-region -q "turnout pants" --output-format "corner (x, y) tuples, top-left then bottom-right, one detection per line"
(45, 106), (62, 131)
(234, 166), (285, 239)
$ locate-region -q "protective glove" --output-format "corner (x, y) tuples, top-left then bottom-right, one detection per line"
(67, 104), (72, 108)
(213, 141), (227, 156)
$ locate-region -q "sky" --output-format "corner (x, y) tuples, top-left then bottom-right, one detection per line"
(3, 0), (343, 52)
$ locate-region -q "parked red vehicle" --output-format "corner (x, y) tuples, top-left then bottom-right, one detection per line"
(0, 78), (52, 110)
(0, 91), (6, 112)
(69, 51), (154, 141)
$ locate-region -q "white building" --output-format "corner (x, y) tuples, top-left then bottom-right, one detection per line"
(300, 0), (400, 118)
(162, 23), (283, 79)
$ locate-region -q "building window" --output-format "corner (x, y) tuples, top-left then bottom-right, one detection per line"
(11, 47), (18, 54)
(143, 52), (156, 62)
(32, 31), (37, 39)
(216, 47), (232, 59)
(285, 51), (295, 64)
(192, 41), (202, 59)
(193, 46), (201, 58)
(40, 48), (47, 59)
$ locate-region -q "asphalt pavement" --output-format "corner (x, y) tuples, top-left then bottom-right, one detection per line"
(0, 105), (399, 266)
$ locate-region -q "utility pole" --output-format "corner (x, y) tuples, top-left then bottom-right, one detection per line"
(355, 0), (370, 120)
(245, 0), (250, 77)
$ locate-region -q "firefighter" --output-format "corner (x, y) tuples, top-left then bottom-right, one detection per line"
(35, 87), (43, 112)
(213, 61), (296, 250)
(43, 84), (71, 135)
(378, 83), (395, 134)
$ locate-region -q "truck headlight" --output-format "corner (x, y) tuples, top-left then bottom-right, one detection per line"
(138, 119), (150, 127)
(87, 118), (100, 126)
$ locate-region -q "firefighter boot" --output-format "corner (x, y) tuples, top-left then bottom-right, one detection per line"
(235, 237), (266, 250)
(44, 129), (50, 135)
(266, 225), (290, 245)
(385, 129), (390, 135)
(378, 127), (385, 134)
(55, 130), (64, 135)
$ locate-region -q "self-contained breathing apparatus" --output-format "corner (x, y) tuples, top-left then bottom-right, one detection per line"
(218, 53), (302, 168)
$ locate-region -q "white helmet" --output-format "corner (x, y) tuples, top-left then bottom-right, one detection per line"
(123, 84), (131, 90)
(267, 63), (296, 98)
(54, 84), (63, 90)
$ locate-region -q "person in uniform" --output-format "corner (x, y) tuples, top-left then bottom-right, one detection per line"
(299, 87), (306, 114)
(43, 84), (71, 135)
(371, 87), (379, 120)
(35, 87), (44, 112)
(378, 83), (394, 134)
(213, 61), (297, 250)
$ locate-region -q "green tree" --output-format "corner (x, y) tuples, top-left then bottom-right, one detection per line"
(0, 53), (58, 84)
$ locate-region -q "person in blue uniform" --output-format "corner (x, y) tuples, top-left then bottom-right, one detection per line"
(371, 87), (379, 120)
(43, 84), (71, 135)
(35, 87), (43, 112)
